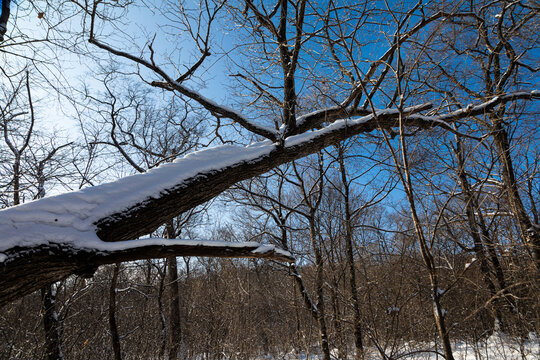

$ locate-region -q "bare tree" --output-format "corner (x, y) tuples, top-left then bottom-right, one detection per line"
(1, 0), (539, 312)
(1, 72), (34, 206)
(108, 263), (122, 360)
(230, 161), (332, 359)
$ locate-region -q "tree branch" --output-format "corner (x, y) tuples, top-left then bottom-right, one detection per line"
(0, 239), (293, 307)
(1, 91), (537, 306)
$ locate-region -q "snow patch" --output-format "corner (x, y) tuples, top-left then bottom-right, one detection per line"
(436, 287), (446, 296)
(240, 334), (540, 359)
(387, 306), (400, 315)
(465, 257), (476, 269)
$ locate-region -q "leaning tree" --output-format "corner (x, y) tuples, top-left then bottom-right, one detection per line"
(0, 0), (538, 310)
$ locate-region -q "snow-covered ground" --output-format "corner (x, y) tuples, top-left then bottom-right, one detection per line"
(394, 333), (539, 360)
(248, 332), (539, 359)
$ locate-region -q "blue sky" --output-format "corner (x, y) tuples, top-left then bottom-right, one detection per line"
(1, 0), (236, 134)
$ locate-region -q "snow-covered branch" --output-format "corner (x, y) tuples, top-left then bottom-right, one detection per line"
(0, 239), (293, 307)
(0, 90), (538, 306)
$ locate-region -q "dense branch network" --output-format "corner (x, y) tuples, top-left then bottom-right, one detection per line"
(1, 0), (539, 313)
(1, 90), (538, 305)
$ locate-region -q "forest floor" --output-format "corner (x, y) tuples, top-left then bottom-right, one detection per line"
(258, 332), (540, 359)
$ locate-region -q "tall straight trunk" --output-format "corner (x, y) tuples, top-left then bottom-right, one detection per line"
(36, 178), (64, 360)
(337, 145), (364, 359)
(156, 263), (167, 359)
(109, 263), (122, 360)
(41, 285), (64, 360)
(13, 158), (20, 206)
(278, 221), (329, 360)
(309, 217), (331, 360)
(166, 221), (182, 359)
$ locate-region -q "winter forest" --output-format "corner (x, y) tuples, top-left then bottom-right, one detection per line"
(0, 0), (539, 359)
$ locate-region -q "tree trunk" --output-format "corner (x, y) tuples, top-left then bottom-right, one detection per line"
(309, 217), (331, 360)
(165, 220), (183, 359)
(12, 157), (20, 206)
(41, 285), (64, 360)
(167, 256), (182, 359)
(337, 145), (364, 359)
(383, 119), (455, 360)
(491, 116), (540, 270)
(156, 264), (167, 359)
(109, 263), (122, 360)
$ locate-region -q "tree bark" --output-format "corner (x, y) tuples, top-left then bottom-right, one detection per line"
(41, 285), (64, 360)
(166, 222), (183, 360)
(309, 217), (331, 360)
(109, 263), (122, 360)
(167, 255), (182, 359)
